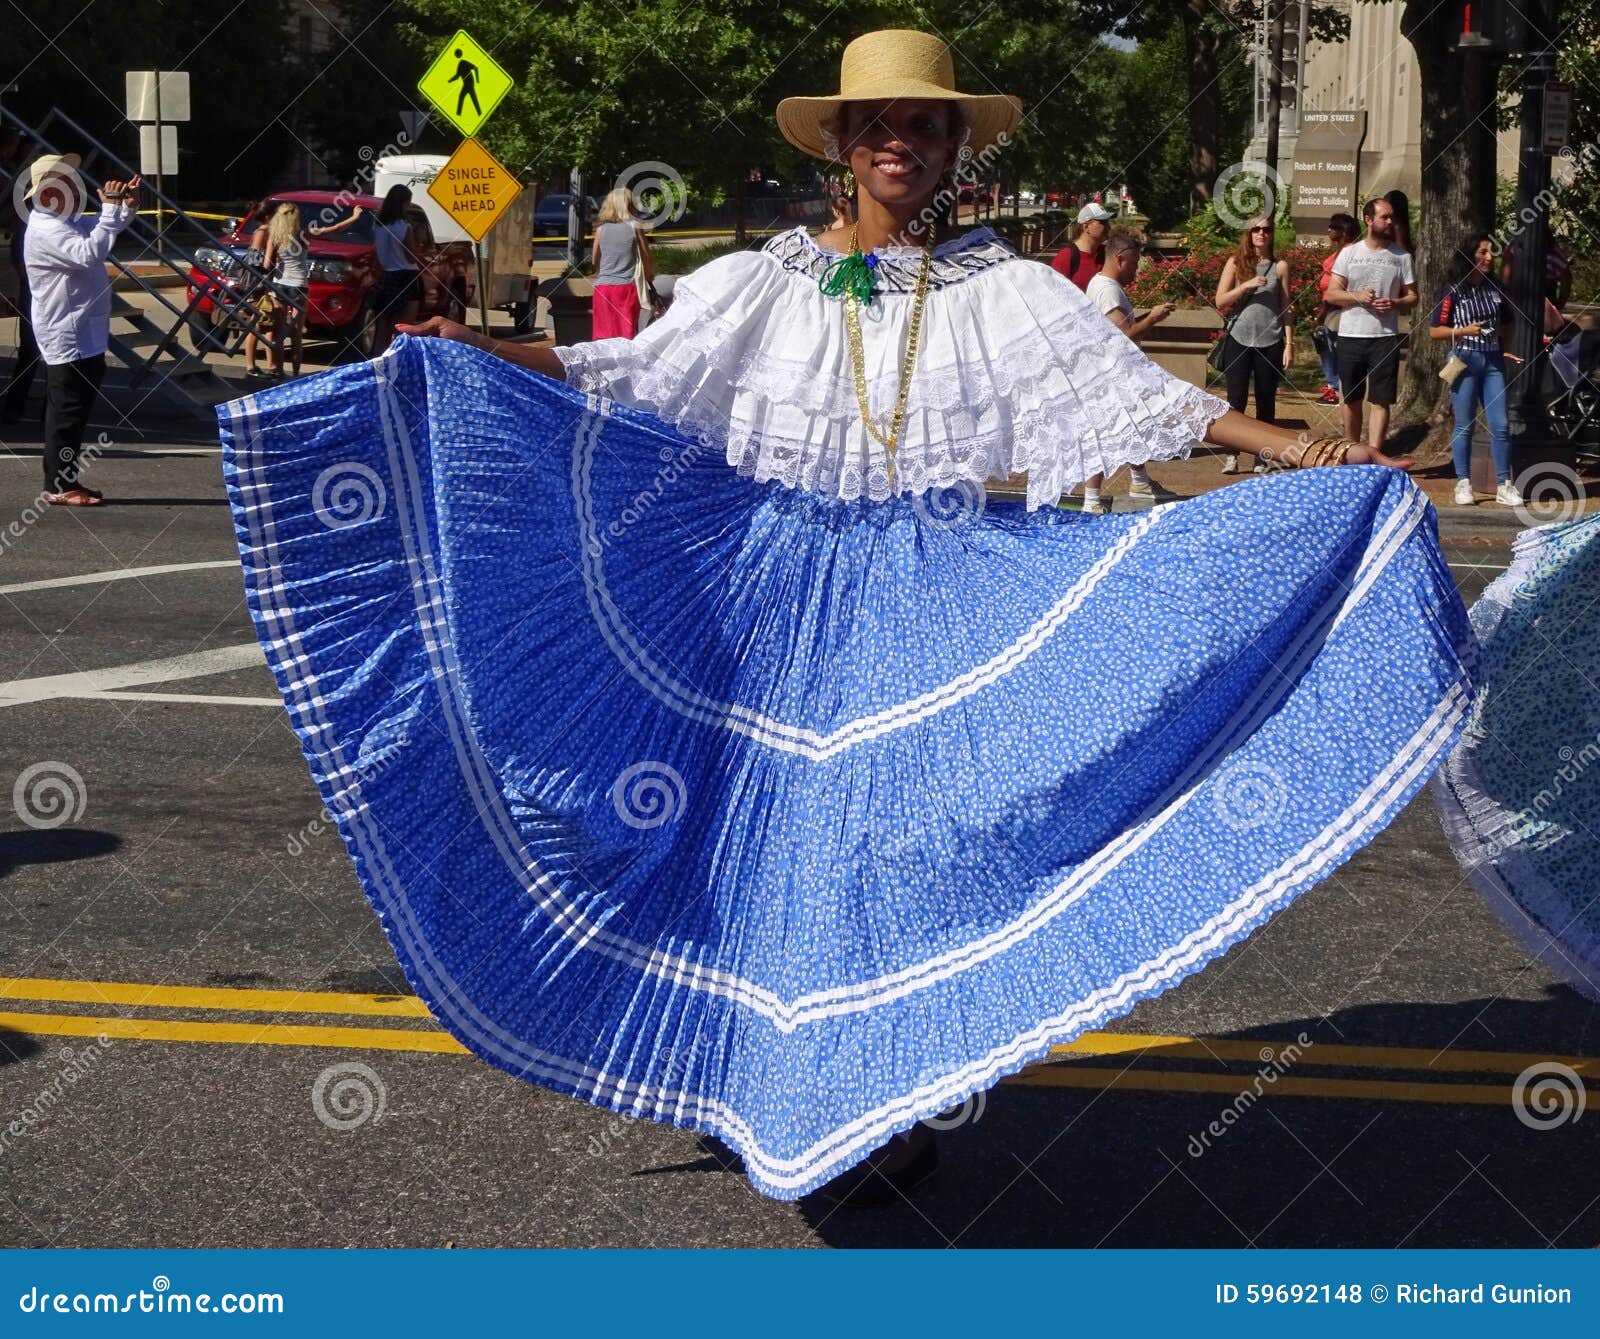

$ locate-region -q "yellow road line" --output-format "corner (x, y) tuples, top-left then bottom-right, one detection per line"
(1050, 1032), (1600, 1079)
(2, 976), (1595, 1085)
(0, 1011), (465, 1054)
(0, 1010), (1568, 1109)
(1009, 1064), (1528, 1108)
(0, 976), (431, 1018)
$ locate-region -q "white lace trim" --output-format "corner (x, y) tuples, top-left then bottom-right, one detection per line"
(556, 228), (1230, 510)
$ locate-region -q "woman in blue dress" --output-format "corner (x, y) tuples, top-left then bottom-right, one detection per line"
(1434, 511), (1600, 1004)
(220, 31), (1473, 1202)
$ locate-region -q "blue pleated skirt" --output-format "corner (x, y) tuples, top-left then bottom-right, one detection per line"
(220, 335), (1475, 1198)
(1434, 515), (1600, 1000)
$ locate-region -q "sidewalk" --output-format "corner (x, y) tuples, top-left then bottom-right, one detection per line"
(991, 387), (1600, 530)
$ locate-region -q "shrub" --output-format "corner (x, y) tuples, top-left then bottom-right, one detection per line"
(1128, 242), (1336, 342)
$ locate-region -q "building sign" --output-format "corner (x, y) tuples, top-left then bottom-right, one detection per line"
(1291, 110), (1368, 241)
(426, 137), (523, 243)
(1543, 82), (1573, 156)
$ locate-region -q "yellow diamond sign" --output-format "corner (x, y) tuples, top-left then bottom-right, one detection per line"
(427, 138), (523, 243)
(418, 29), (513, 137)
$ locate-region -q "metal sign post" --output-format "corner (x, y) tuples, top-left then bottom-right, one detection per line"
(475, 244), (491, 336)
(125, 71), (189, 256)
(417, 31), (519, 339)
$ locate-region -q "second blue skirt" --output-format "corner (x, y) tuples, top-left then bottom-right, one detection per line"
(219, 336), (1475, 1198)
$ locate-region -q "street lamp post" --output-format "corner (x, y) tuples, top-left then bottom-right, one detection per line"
(1505, 0), (1559, 447)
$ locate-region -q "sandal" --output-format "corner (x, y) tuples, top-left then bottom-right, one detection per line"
(43, 487), (105, 507)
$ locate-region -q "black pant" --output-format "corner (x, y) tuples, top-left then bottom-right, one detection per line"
(3, 284), (39, 416)
(1220, 335), (1285, 425)
(43, 355), (105, 493)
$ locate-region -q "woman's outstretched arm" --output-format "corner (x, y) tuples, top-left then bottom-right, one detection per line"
(397, 315), (566, 378)
(1203, 408), (1412, 470)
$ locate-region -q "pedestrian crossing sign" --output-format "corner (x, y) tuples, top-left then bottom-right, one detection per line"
(418, 30), (512, 137)
(426, 137), (523, 243)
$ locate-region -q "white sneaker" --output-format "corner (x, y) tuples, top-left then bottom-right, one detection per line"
(1453, 478), (1476, 506)
(1221, 454), (1241, 475)
(1495, 481), (1524, 506)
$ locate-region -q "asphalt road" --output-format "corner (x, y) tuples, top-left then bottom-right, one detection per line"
(0, 377), (1595, 1250)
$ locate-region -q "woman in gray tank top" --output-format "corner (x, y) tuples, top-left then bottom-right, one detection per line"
(1213, 217), (1293, 473)
(590, 188), (656, 339)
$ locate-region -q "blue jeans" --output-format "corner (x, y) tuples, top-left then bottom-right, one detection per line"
(1449, 349), (1511, 483)
(1313, 326), (1339, 388)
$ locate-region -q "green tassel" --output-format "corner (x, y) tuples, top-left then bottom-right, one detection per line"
(819, 248), (877, 303)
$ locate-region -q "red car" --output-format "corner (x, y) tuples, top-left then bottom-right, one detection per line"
(185, 190), (473, 358)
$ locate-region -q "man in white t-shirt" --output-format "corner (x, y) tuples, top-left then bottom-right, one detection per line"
(1081, 232), (1176, 505)
(1326, 197), (1417, 450)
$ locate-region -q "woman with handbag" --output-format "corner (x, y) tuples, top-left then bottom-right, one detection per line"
(240, 210), (279, 379)
(590, 187), (656, 339)
(1429, 233), (1522, 507)
(1212, 216), (1293, 474)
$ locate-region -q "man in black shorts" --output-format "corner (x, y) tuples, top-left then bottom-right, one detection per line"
(1326, 197), (1417, 450)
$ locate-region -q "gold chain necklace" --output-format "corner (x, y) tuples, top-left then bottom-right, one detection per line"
(841, 224), (935, 488)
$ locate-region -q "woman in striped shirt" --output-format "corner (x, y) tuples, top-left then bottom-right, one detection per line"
(1429, 233), (1523, 507)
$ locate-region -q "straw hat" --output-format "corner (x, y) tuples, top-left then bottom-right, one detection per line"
(777, 30), (1021, 162)
(22, 152), (82, 199)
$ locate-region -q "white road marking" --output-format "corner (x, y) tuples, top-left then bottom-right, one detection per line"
(0, 643), (266, 707)
(0, 448), (222, 458)
(0, 560), (237, 596)
(68, 690), (282, 707)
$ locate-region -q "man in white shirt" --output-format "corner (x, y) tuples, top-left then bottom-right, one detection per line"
(22, 154), (140, 506)
(1326, 197), (1417, 452)
(1081, 232), (1176, 505)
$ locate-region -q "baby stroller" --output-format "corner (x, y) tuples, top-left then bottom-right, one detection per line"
(1545, 324), (1600, 465)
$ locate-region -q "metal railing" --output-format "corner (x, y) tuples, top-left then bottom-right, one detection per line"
(2, 104), (294, 374)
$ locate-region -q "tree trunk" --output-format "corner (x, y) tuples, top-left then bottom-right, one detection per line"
(1394, 0), (1501, 441)
(1264, 0), (1286, 181)
(1182, 0), (1221, 210)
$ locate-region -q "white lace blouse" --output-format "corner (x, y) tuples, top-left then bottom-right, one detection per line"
(554, 225), (1230, 511)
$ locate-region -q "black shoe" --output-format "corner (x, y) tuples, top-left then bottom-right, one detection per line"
(810, 1124), (940, 1208)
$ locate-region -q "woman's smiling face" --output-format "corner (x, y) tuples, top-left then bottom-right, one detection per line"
(841, 99), (959, 209)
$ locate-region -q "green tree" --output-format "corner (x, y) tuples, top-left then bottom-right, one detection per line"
(395, 0), (1131, 223)
(1069, 0), (1348, 210)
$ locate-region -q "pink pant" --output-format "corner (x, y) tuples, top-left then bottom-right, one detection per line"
(592, 283), (641, 340)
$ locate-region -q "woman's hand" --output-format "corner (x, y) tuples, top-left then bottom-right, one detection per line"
(396, 316), (487, 349)
(1281, 342), (1293, 370)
